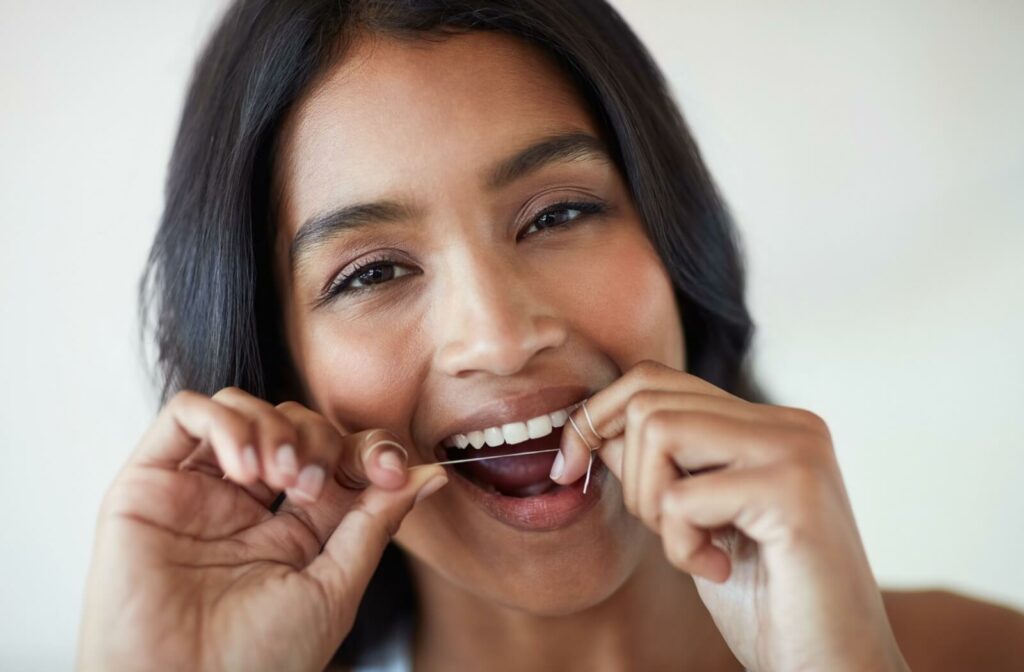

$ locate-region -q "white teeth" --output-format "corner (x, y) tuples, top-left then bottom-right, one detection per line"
(526, 415), (552, 439)
(502, 422), (529, 445)
(444, 403), (578, 449)
(483, 427), (504, 447)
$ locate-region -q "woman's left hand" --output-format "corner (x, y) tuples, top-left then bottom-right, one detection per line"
(553, 360), (910, 672)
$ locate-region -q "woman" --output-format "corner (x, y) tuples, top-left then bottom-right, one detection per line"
(78, 1), (1023, 670)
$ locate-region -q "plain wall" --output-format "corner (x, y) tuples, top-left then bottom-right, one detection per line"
(1, 1), (1021, 668)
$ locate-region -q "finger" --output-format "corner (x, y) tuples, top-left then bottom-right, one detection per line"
(212, 388), (301, 492)
(334, 427), (411, 492)
(178, 439), (280, 508)
(303, 464), (448, 621)
(624, 392), (762, 515)
(634, 412), (685, 531)
(658, 468), (768, 583)
(632, 408), (779, 530)
(659, 463), (824, 562)
(273, 401), (362, 504)
(134, 390), (259, 485)
(555, 360), (737, 485)
(273, 426), (416, 547)
(659, 512), (732, 583)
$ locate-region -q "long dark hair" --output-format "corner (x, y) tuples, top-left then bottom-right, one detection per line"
(141, 0), (769, 664)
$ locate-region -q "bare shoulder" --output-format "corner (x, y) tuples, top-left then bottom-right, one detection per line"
(882, 588), (1024, 671)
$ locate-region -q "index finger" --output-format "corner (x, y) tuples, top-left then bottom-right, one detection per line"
(554, 360), (735, 485)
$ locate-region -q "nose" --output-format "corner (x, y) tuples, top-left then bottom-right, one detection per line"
(434, 249), (568, 377)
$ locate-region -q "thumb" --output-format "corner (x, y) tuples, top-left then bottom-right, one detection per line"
(302, 463), (448, 617)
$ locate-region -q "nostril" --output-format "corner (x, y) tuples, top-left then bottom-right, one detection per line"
(435, 315), (568, 378)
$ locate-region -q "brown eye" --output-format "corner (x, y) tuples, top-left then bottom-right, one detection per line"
(519, 200), (606, 239)
(352, 263), (397, 287)
(324, 259), (414, 301)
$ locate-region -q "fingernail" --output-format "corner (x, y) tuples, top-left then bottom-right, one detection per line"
(275, 444), (298, 477)
(367, 440), (409, 474)
(241, 445), (259, 478)
(415, 474), (448, 504)
(549, 450), (565, 480)
(294, 464), (325, 501)
(378, 448), (406, 475)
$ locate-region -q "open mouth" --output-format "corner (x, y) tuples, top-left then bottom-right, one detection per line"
(434, 427), (565, 498)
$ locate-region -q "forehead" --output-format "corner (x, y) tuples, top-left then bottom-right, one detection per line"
(273, 30), (601, 237)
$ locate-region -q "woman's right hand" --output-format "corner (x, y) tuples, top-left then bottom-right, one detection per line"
(77, 387), (448, 672)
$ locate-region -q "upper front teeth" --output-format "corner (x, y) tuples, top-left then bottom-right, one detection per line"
(443, 405), (573, 449)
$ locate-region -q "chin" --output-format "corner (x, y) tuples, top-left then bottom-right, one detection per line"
(482, 536), (645, 618)
(400, 471), (652, 618)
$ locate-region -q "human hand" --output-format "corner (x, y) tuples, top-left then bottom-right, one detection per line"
(554, 361), (909, 672)
(77, 387), (447, 671)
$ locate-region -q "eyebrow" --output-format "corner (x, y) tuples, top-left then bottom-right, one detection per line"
(484, 130), (611, 191)
(289, 130), (612, 270)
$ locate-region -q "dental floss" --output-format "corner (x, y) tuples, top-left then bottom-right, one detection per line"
(413, 397), (603, 492)
(567, 400), (598, 494)
(416, 446), (562, 467)
(566, 412), (595, 451)
(580, 399), (599, 494)
(582, 452), (595, 494)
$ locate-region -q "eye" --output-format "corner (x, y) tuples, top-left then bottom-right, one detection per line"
(345, 261), (412, 290)
(320, 254), (415, 303)
(519, 200), (607, 240)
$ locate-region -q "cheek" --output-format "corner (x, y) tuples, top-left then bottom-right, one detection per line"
(294, 317), (424, 432)
(562, 228), (684, 372)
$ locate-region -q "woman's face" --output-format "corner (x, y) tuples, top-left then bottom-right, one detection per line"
(273, 30), (684, 614)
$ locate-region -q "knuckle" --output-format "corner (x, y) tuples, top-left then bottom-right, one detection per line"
(166, 388), (201, 412)
(211, 386), (246, 402)
(275, 400), (309, 415)
(778, 461), (826, 512)
(625, 390), (660, 427)
(312, 426), (344, 462)
(214, 402), (248, 427)
(259, 408), (299, 441)
(786, 406), (831, 438)
(633, 359), (668, 378)
(642, 408), (682, 445)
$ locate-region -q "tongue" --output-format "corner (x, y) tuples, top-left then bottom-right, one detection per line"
(456, 428), (562, 496)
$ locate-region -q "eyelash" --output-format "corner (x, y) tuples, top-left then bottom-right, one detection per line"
(319, 199), (607, 303)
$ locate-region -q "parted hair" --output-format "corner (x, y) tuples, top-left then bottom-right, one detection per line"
(141, 0), (768, 665)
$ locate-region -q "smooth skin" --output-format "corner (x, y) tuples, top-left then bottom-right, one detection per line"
(79, 29), (1023, 672)
(556, 361), (907, 670)
(77, 388), (447, 671)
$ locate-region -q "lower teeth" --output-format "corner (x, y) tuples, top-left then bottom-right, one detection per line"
(460, 469), (555, 498)
(509, 480), (556, 497)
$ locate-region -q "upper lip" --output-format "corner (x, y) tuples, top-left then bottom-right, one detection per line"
(428, 384), (591, 447)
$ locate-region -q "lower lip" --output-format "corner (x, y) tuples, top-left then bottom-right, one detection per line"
(447, 455), (608, 532)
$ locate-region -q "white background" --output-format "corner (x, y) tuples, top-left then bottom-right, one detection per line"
(1, 1), (1021, 668)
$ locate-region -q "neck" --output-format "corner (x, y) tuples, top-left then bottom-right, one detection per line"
(408, 529), (740, 672)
